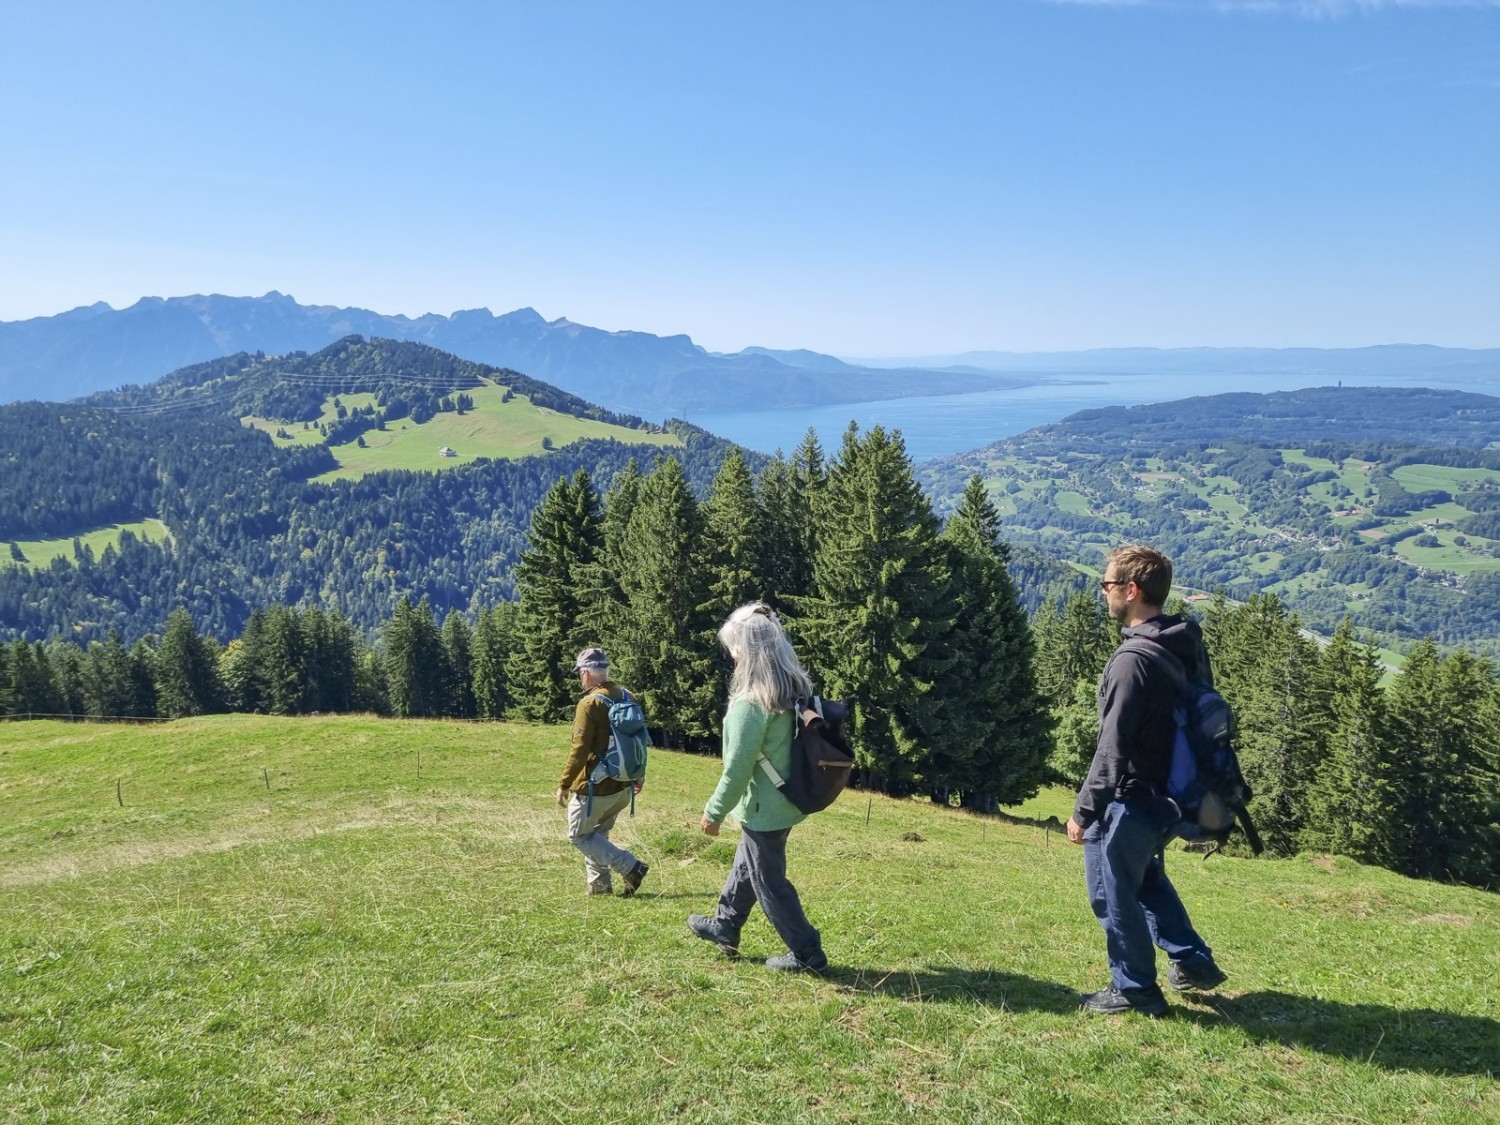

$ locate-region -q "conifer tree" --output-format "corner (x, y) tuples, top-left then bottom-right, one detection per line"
(577, 460), (642, 657)
(384, 596), (446, 718)
(1031, 591), (1115, 711)
(307, 609), (357, 713)
(1384, 642), (1499, 884)
(0, 642), (9, 717)
(155, 607), (223, 718)
(222, 608), (268, 713)
(934, 475), (1052, 808)
(263, 604), (309, 715)
(757, 430), (824, 609)
(505, 470), (602, 721)
(1299, 618), (1393, 861)
(1205, 594), (1318, 856)
(701, 448), (769, 732)
(128, 639), (158, 717)
(47, 640), (86, 719)
(612, 456), (716, 744)
(83, 630), (134, 719)
(792, 425), (955, 793)
(472, 602), (518, 719)
(441, 611), (476, 718)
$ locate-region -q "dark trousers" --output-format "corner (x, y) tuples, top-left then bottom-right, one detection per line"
(1083, 798), (1213, 992)
(714, 826), (822, 960)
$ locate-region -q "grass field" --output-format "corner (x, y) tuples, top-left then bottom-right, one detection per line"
(2, 716), (1495, 1124)
(0, 519), (171, 572)
(244, 383), (681, 484)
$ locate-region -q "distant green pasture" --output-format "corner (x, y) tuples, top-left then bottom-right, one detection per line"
(1, 519), (170, 571)
(1392, 464), (1500, 494)
(244, 382), (681, 483)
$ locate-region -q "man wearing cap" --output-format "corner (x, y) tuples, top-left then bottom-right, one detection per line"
(555, 647), (650, 896)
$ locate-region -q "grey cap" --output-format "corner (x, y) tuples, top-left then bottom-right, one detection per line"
(572, 647), (608, 671)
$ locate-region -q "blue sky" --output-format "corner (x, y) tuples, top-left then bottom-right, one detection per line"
(1, 0), (1496, 353)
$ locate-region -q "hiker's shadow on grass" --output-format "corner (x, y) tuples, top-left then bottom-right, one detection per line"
(830, 965), (1079, 1015)
(1187, 990), (1499, 1078)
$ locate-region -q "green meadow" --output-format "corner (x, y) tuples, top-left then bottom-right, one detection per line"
(2, 717), (1495, 1123)
(0, 519), (171, 572)
(243, 382), (681, 484)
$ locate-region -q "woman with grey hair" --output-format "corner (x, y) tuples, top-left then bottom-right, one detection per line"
(687, 601), (829, 974)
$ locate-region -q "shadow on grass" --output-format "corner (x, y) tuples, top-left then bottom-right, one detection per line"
(1185, 990), (1500, 1077)
(829, 964), (1079, 1014)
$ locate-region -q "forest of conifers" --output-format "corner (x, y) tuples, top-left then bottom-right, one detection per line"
(4, 425), (1496, 891)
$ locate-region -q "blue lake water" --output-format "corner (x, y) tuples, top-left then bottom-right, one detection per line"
(688, 370), (1500, 464)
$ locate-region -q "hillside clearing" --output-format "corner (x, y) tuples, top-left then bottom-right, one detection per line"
(1, 716), (1495, 1123)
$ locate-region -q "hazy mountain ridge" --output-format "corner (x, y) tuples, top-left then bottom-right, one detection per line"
(0, 293), (1018, 414)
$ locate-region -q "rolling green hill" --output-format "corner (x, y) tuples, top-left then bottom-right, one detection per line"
(3, 716), (1496, 1123)
(242, 380), (680, 483)
(922, 387), (1500, 653)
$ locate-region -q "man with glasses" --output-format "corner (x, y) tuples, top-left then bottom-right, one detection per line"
(1066, 545), (1228, 1016)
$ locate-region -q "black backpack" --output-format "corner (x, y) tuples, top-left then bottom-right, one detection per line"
(1121, 638), (1264, 855)
(756, 696), (855, 815)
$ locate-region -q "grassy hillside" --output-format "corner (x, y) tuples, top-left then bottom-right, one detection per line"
(3, 717), (1495, 1123)
(924, 439), (1500, 653)
(242, 381), (682, 483)
(0, 519), (170, 572)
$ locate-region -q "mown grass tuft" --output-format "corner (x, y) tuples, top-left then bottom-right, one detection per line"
(1, 716), (1496, 1123)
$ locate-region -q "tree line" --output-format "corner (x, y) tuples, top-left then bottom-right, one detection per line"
(4, 426), (1496, 889)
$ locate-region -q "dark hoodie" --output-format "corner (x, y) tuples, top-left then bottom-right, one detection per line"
(1072, 614), (1213, 830)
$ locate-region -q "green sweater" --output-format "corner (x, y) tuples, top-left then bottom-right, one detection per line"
(703, 696), (806, 832)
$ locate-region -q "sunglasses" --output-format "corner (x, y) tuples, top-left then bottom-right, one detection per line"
(1099, 579), (1129, 591)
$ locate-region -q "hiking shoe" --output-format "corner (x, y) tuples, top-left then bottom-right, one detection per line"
(1166, 957), (1228, 992)
(687, 914), (740, 956)
(587, 882), (613, 896)
(1079, 985), (1169, 1017)
(619, 862), (649, 897)
(765, 950), (830, 975)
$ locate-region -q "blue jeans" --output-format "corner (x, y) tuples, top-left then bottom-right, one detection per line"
(1083, 798), (1213, 992)
(715, 826), (822, 961)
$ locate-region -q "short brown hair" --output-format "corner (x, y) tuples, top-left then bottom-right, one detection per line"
(1105, 545), (1173, 607)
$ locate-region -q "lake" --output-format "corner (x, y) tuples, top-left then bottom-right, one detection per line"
(688, 369), (1500, 464)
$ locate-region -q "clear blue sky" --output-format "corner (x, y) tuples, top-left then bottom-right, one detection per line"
(2, 0), (1496, 354)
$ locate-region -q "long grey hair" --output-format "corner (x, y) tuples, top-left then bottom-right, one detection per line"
(718, 602), (814, 714)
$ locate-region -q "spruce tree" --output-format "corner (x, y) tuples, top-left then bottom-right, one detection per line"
(472, 603), (518, 719)
(441, 612), (476, 718)
(757, 430), (824, 609)
(223, 608), (268, 713)
(1205, 594), (1318, 856)
(155, 608), (223, 718)
(577, 460), (642, 659)
(83, 630), (134, 719)
(263, 604), (309, 714)
(701, 448), (769, 733)
(47, 640), (86, 719)
(505, 470), (602, 722)
(612, 456), (716, 744)
(792, 425), (955, 793)
(935, 475), (1052, 808)
(1300, 618), (1393, 861)
(384, 596), (446, 718)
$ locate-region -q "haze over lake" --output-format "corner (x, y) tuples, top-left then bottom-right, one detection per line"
(691, 368), (1500, 464)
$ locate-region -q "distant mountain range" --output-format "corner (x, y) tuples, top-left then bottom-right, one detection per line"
(0, 293), (1022, 415)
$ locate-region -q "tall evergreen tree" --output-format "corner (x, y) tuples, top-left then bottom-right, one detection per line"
(934, 476), (1052, 808)
(472, 602), (518, 719)
(757, 430), (824, 610)
(384, 596), (446, 718)
(1299, 618), (1394, 861)
(128, 639), (158, 718)
(792, 425), (955, 793)
(262, 604), (309, 715)
(612, 456), (716, 744)
(154, 607), (223, 718)
(1205, 594), (1318, 856)
(441, 611), (476, 719)
(47, 640), (86, 719)
(577, 459), (642, 659)
(221, 608), (268, 712)
(83, 630), (134, 719)
(306, 609), (357, 713)
(505, 470), (602, 721)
